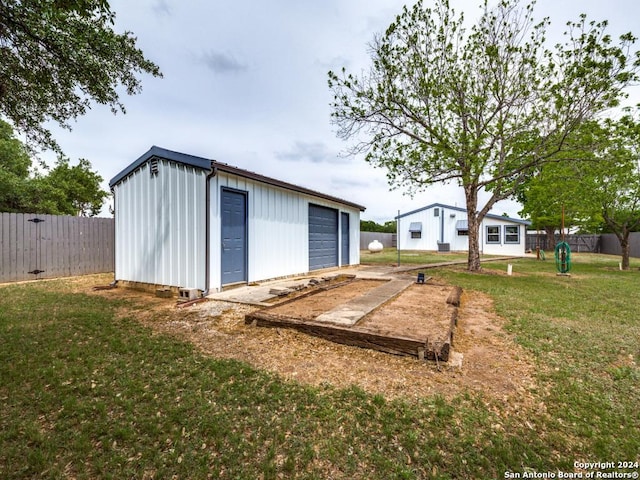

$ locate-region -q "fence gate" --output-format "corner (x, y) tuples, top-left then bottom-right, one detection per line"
(27, 217), (46, 276)
(0, 213), (114, 283)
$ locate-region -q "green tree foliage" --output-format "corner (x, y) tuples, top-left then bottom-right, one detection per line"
(0, 0), (162, 153)
(328, 0), (640, 270)
(518, 115), (640, 269)
(516, 121), (607, 245)
(0, 120), (34, 211)
(0, 120), (108, 215)
(361, 220), (397, 233)
(40, 158), (109, 216)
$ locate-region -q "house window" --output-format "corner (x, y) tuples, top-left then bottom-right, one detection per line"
(409, 222), (422, 239)
(434, 208), (439, 217)
(456, 219), (468, 236)
(486, 225), (500, 243)
(505, 225), (520, 244)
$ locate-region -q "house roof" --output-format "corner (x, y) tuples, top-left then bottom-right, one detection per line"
(109, 146), (366, 211)
(396, 202), (530, 225)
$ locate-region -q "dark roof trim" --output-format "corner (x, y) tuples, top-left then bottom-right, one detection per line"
(396, 202), (530, 225)
(109, 146), (211, 186)
(109, 146), (366, 211)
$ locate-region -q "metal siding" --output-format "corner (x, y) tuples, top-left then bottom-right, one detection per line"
(209, 173), (360, 291)
(450, 212), (470, 252)
(341, 212), (350, 266)
(214, 173), (307, 286)
(481, 219), (525, 256)
(114, 160), (206, 290)
(349, 210), (360, 265)
(208, 175), (222, 291)
(398, 209), (435, 250)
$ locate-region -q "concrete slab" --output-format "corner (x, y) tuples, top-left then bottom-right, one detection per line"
(207, 281), (299, 305)
(315, 277), (415, 326)
(206, 273), (363, 305)
(208, 257), (521, 305)
(206, 266), (398, 305)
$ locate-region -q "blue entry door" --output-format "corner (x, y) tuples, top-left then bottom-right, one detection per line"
(341, 212), (350, 266)
(221, 189), (247, 285)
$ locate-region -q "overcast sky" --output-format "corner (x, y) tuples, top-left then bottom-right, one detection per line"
(41, 0), (640, 222)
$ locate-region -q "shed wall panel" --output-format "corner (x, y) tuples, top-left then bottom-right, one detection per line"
(114, 160), (207, 290)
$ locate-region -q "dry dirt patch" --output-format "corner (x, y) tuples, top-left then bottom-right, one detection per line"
(80, 274), (538, 407)
(266, 278), (385, 319)
(358, 282), (455, 343)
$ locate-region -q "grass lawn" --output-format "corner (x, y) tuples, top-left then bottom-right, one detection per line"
(1, 254), (639, 479)
(361, 248), (488, 265)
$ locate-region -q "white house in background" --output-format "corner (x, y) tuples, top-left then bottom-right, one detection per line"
(396, 203), (531, 256)
(109, 146), (365, 294)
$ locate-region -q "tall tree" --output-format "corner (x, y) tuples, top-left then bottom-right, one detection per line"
(518, 115), (640, 269)
(516, 122), (606, 247)
(0, 0), (162, 153)
(0, 119), (32, 210)
(41, 158), (109, 216)
(589, 115), (640, 270)
(328, 0), (639, 270)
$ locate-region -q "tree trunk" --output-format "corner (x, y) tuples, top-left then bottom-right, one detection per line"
(620, 235), (630, 271)
(544, 226), (556, 251)
(464, 185), (481, 271)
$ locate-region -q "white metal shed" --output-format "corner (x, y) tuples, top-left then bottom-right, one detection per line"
(109, 146), (365, 293)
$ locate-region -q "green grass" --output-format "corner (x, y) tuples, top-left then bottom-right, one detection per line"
(1, 257), (640, 478)
(361, 249), (473, 265)
(424, 253), (640, 463)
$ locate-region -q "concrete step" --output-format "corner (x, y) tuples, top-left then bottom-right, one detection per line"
(315, 278), (415, 326)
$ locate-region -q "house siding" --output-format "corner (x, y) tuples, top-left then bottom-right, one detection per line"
(397, 204), (528, 256)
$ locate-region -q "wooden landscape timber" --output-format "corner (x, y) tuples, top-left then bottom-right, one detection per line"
(446, 286), (463, 308)
(245, 281), (462, 362)
(246, 310), (446, 360)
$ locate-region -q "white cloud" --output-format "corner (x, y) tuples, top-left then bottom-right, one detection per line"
(199, 51), (248, 74)
(41, 0), (640, 222)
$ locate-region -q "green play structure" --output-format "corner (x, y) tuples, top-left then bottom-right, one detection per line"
(555, 241), (571, 274)
(554, 206), (571, 274)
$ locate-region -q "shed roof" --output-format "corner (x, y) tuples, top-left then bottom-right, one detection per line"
(110, 146), (366, 211)
(396, 202), (530, 225)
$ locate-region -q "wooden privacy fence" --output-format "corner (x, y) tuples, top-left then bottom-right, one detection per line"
(0, 213), (114, 283)
(360, 231), (396, 250)
(526, 234), (601, 253)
